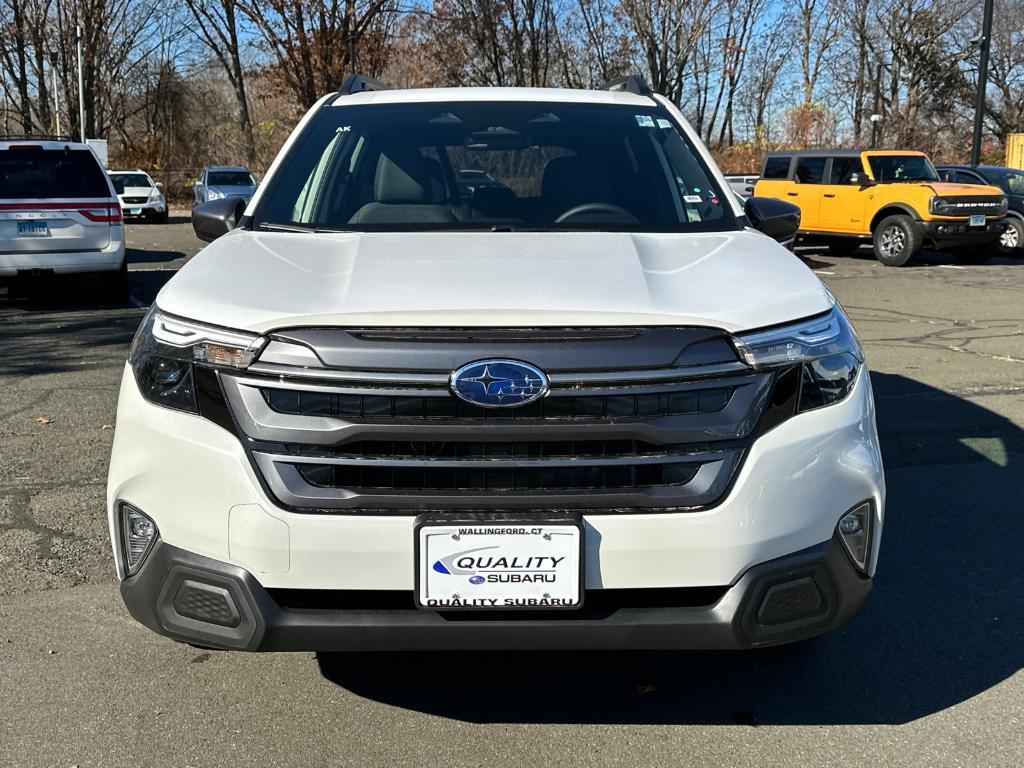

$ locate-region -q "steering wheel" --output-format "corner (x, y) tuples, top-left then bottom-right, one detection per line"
(554, 202), (638, 224)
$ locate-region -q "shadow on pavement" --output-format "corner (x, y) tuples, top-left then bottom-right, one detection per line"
(317, 372), (1024, 725)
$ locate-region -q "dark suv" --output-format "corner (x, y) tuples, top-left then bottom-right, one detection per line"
(936, 165), (1024, 255)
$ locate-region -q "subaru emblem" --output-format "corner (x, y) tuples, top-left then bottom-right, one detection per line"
(450, 359), (549, 408)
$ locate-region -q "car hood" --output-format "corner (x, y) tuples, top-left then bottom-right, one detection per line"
(118, 186), (155, 197)
(209, 185), (256, 197)
(157, 229), (832, 334)
(925, 182), (1004, 195)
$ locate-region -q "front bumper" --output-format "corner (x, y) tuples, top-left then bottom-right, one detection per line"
(120, 201), (165, 218)
(921, 219), (1004, 246)
(121, 535), (871, 651)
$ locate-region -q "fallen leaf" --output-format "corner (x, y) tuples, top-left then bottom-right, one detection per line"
(34, 417), (51, 425)
(101, 424), (114, 430)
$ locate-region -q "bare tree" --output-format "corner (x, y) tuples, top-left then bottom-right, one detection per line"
(182, 0), (256, 163)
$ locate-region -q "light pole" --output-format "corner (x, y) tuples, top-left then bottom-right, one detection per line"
(76, 23), (85, 142)
(50, 53), (61, 136)
(970, 0), (994, 166)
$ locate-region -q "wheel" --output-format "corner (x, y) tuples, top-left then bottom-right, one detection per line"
(152, 208), (169, 224)
(872, 215), (922, 266)
(828, 239), (863, 257)
(996, 216), (1023, 255)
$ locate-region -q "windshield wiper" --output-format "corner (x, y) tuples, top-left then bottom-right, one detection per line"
(257, 221), (350, 233)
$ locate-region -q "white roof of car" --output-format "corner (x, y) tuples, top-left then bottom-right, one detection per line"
(0, 139), (92, 150)
(329, 86), (656, 107)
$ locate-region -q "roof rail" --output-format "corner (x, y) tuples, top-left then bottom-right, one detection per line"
(599, 75), (653, 97)
(338, 73), (390, 95)
(0, 133), (79, 142)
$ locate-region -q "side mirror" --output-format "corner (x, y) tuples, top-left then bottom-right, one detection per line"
(849, 172), (872, 186)
(192, 197), (246, 243)
(155, 181), (164, 190)
(744, 196), (800, 243)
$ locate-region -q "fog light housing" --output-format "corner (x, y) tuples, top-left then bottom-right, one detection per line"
(121, 504), (158, 575)
(837, 501), (873, 573)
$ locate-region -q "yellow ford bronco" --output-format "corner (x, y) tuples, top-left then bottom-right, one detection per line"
(754, 150), (1008, 266)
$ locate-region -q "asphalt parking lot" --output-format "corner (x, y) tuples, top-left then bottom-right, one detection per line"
(1, 220), (1022, 767)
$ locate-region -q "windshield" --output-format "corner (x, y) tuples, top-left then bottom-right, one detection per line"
(208, 171), (255, 187)
(983, 169), (1024, 195)
(868, 155), (939, 182)
(254, 101), (736, 232)
(110, 173), (151, 190)
(0, 148), (110, 199)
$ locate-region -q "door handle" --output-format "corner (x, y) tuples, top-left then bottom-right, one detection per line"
(823, 193), (836, 198)
(786, 192), (798, 197)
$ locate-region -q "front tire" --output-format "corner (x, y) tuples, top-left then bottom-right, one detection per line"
(872, 215), (922, 266)
(997, 216), (1023, 255)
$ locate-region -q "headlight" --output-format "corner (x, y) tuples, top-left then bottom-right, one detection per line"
(997, 196), (1009, 213)
(732, 304), (863, 412)
(929, 197), (953, 216)
(129, 308), (264, 413)
(207, 188), (225, 201)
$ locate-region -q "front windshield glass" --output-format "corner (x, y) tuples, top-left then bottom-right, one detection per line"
(254, 101), (736, 232)
(983, 169), (1024, 195)
(208, 171), (255, 187)
(868, 155), (939, 182)
(110, 173), (151, 189)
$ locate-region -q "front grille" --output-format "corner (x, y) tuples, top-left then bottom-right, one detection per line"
(277, 438), (710, 459)
(218, 326), (774, 513)
(263, 385), (734, 420)
(935, 195), (1005, 216)
(296, 460), (702, 492)
(122, 196), (148, 204)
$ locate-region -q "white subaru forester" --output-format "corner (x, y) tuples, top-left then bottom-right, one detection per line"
(107, 76), (884, 651)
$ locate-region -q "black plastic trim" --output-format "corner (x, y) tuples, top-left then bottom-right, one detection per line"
(119, 536), (872, 651)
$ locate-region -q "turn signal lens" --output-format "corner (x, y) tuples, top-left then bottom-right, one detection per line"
(837, 502), (873, 573)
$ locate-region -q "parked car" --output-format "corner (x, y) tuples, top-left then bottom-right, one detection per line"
(109, 169), (168, 223)
(109, 75), (882, 653)
(193, 166), (258, 205)
(724, 173), (759, 197)
(754, 149), (1008, 266)
(0, 135), (126, 298)
(935, 164), (1024, 255)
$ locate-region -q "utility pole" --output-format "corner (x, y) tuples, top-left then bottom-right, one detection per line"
(76, 23), (85, 143)
(970, 0), (994, 166)
(50, 53), (61, 136)
(869, 63), (883, 149)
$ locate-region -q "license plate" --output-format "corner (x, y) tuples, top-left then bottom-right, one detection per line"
(17, 221), (49, 237)
(970, 214), (986, 227)
(416, 519), (583, 610)
(130, 207), (142, 215)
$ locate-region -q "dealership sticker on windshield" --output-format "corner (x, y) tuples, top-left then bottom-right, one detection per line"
(635, 114), (655, 128)
(416, 521), (582, 610)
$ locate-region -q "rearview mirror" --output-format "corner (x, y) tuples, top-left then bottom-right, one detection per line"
(192, 197), (246, 243)
(744, 196), (800, 243)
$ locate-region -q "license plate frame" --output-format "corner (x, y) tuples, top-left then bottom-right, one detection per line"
(969, 214), (986, 227)
(16, 221), (49, 237)
(414, 514), (584, 611)
(129, 207), (142, 215)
